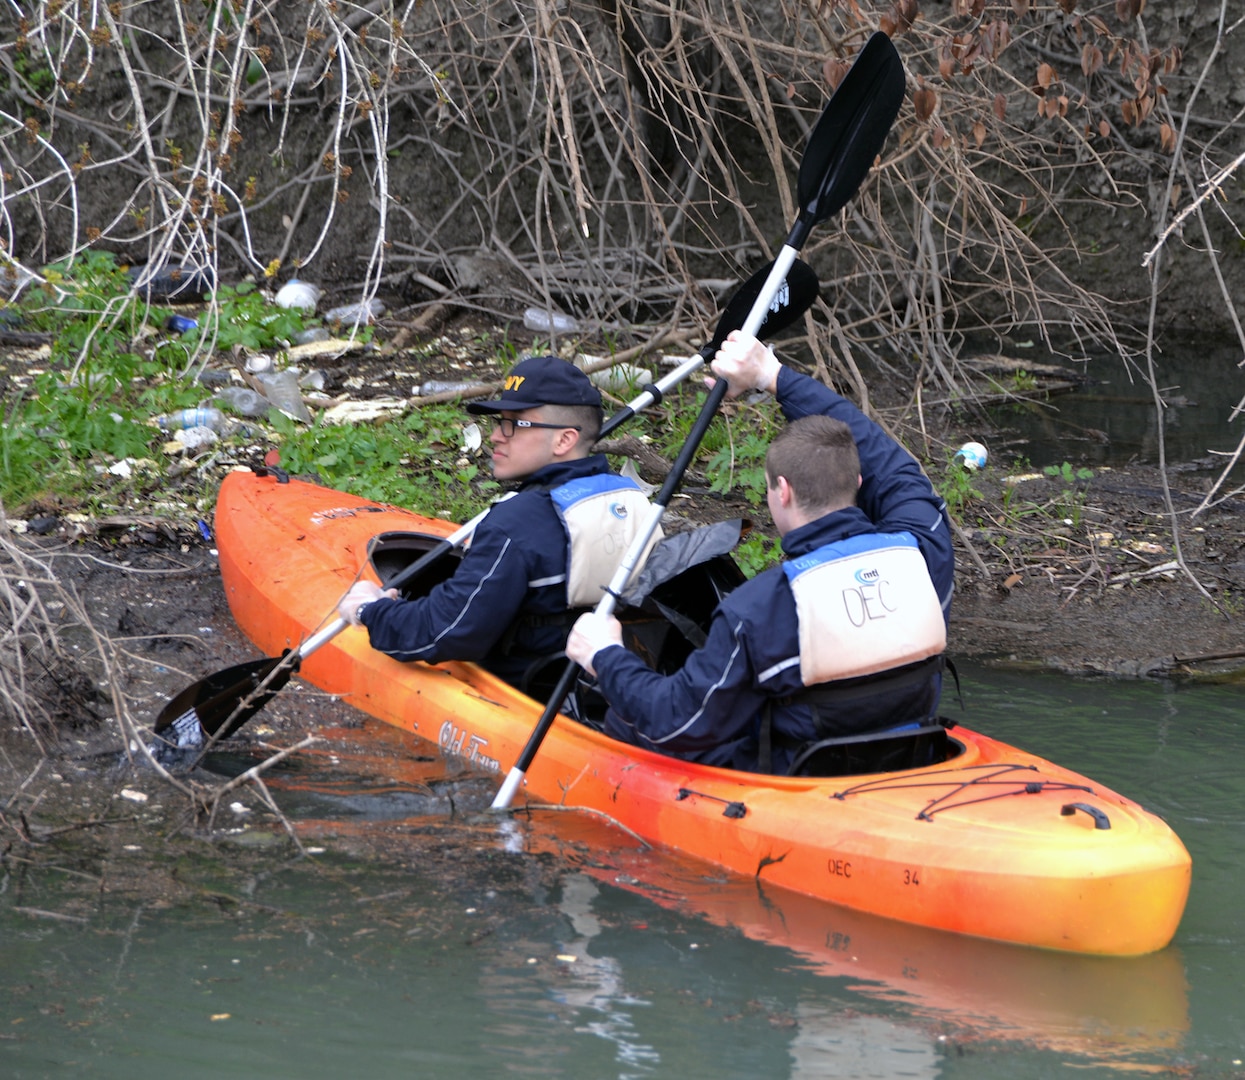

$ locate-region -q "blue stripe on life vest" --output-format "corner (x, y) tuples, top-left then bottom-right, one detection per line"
(782, 531), (920, 584)
(549, 474), (641, 513)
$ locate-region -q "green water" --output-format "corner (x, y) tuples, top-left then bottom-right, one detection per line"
(3, 664), (1243, 1078)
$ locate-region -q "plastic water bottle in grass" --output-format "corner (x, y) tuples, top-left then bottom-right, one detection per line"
(155, 407), (225, 433)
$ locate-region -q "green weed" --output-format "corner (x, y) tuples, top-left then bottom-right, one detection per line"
(274, 406), (495, 521)
(1043, 461), (1094, 527)
(936, 453), (983, 519)
(205, 281), (318, 351)
(731, 530), (781, 577)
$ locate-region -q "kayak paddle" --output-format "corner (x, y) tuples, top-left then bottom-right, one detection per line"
(490, 31), (907, 810)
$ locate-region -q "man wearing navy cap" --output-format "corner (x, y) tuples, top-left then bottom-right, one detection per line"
(337, 355), (655, 692)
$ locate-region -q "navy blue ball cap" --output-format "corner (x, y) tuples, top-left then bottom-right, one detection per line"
(467, 355), (602, 414)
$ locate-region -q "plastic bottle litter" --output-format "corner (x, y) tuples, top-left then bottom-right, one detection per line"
(155, 407), (226, 433)
(244, 353), (275, 374)
(212, 386), (271, 418)
(254, 370), (313, 423)
(954, 441), (989, 471)
(419, 379), (487, 396)
(589, 364), (653, 393)
(523, 307), (579, 334)
(324, 299), (385, 325)
(292, 327), (330, 345)
(275, 279), (321, 311)
(165, 314), (199, 334)
(173, 427), (219, 452)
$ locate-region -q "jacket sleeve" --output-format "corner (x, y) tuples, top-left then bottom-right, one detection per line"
(594, 607), (768, 766)
(360, 514), (532, 664)
(775, 366), (955, 614)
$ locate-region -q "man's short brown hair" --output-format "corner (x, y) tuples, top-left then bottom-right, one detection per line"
(765, 414), (860, 514)
(540, 402), (602, 445)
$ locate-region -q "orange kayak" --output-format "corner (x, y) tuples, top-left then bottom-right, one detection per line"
(215, 469), (1191, 956)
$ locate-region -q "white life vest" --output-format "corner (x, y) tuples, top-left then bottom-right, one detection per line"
(550, 475), (662, 608)
(782, 532), (945, 686)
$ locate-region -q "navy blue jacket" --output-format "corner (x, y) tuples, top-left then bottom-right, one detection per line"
(360, 454), (615, 687)
(595, 368), (954, 772)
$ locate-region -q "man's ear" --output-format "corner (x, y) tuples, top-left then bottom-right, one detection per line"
(553, 426), (583, 457)
(776, 475), (795, 508)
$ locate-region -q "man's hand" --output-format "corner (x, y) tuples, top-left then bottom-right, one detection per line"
(711, 330), (782, 398)
(337, 581), (398, 626)
(566, 611), (624, 676)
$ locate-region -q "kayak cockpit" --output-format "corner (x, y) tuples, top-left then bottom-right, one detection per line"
(365, 527), (966, 779)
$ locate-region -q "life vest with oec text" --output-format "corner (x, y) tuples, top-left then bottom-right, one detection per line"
(782, 531), (945, 685)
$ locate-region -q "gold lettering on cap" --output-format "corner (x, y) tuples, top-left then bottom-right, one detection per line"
(504, 375), (526, 391)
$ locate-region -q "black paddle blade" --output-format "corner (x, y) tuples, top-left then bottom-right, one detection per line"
(791, 31), (906, 248)
(152, 653), (298, 748)
(703, 257), (819, 357)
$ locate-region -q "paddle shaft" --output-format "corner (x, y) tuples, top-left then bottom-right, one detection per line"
(598, 256), (818, 438)
(489, 32), (906, 809)
(491, 375), (732, 809)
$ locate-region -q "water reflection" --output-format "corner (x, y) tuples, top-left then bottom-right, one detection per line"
(518, 811), (1187, 1069)
(268, 721), (1190, 1071)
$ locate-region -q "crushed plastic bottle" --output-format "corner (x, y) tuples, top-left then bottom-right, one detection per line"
(291, 327), (330, 345)
(155, 407), (225, 433)
(254, 370), (313, 423)
(523, 307), (579, 334)
(212, 386), (270, 418)
(324, 299), (385, 325)
(275, 279), (321, 311)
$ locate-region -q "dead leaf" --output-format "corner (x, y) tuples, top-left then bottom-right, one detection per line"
(914, 84), (938, 122)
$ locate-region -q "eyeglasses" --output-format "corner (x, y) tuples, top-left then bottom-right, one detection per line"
(491, 417), (581, 438)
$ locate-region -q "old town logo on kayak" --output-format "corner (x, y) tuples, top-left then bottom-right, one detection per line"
(439, 719), (500, 772)
(310, 505), (403, 526)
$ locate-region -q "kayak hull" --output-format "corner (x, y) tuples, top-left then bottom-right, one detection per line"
(215, 470), (1191, 955)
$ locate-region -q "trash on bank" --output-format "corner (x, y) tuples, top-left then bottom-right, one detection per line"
(286, 336), (372, 362)
(165, 314), (199, 334)
(213, 386), (270, 418)
(324, 298), (385, 325)
(254, 369), (313, 423)
(155, 407), (226, 433)
(418, 379), (487, 396)
(320, 399), (408, 424)
(275, 279), (321, 311)
(523, 307), (579, 334)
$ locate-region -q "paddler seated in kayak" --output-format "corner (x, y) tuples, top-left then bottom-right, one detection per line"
(565, 332), (954, 774)
(336, 355), (658, 694)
